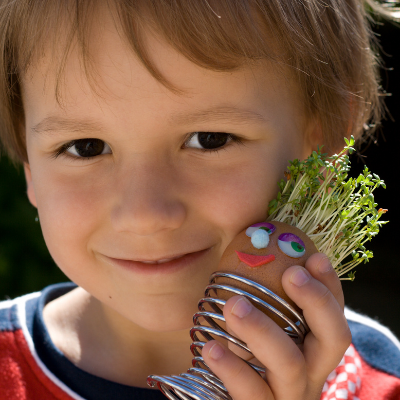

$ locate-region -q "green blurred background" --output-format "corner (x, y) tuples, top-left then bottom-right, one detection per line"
(1, 19), (399, 337)
(0, 162), (69, 297)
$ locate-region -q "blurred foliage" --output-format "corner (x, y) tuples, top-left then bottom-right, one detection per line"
(0, 158), (68, 299)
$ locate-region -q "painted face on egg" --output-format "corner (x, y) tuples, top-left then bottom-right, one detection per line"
(219, 220), (317, 274)
(217, 221), (319, 326)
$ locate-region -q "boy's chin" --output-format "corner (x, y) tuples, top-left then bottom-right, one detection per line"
(107, 292), (201, 333)
(128, 307), (196, 333)
(136, 317), (194, 333)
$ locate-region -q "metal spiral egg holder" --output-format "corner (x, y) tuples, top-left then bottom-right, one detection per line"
(147, 271), (309, 400)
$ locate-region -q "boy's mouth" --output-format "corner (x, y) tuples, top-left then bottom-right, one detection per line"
(135, 254), (186, 264)
(102, 247), (212, 275)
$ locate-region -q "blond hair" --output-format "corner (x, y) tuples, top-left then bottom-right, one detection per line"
(0, 0), (397, 163)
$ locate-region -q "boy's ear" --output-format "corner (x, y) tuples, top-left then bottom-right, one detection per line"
(305, 119), (323, 152)
(23, 163), (37, 208)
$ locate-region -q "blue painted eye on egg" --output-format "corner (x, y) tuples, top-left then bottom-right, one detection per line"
(251, 229), (269, 249)
(246, 222), (276, 237)
(278, 233), (306, 258)
(246, 222), (276, 249)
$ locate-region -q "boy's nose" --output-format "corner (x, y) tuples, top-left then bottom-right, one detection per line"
(109, 162), (186, 236)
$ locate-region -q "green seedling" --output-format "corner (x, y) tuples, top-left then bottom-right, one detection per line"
(267, 136), (388, 280)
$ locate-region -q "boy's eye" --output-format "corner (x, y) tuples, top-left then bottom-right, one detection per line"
(185, 132), (232, 150)
(64, 139), (111, 158)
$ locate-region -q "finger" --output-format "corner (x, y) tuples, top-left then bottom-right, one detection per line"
(202, 340), (273, 400)
(223, 296), (307, 399)
(304, 253), (345, 310)
(282, 266), (352, 382)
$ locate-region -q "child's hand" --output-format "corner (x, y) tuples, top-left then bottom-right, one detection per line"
(202, 253), (351, 400)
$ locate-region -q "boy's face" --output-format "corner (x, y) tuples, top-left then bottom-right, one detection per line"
(21, 16), (316, 332)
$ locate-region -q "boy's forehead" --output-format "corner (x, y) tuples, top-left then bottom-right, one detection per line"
(20, 11), (304, 133)
(25, 38), (272, 109)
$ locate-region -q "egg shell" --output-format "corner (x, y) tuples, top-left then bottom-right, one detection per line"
(216, 221), (319, 328)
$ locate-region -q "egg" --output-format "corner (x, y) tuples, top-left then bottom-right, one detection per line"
(216, 221), (319, 328)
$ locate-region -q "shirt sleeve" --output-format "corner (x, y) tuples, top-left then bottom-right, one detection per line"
(320, 308), (400, 400)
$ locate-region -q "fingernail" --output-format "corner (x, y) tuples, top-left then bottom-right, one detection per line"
(318, 257), (333, 274)
(209, 342), (225, 360)
(290, 267), (310, 287)
(231, 297), (252, 318)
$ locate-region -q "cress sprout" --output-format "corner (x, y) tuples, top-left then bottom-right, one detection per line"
(267, 136), (388, 280)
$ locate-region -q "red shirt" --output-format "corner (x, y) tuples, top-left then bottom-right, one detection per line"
(1, 284), (400, 400)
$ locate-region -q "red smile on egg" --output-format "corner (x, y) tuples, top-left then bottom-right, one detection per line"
(235, 251), (275, 267)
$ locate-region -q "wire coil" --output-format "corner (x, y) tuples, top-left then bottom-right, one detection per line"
(147, 272), (309, 400)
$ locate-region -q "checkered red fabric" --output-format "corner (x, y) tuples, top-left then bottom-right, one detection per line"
(320, 344), (362, 400)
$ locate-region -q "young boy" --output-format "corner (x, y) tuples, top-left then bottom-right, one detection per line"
(0, 1), (399, 399)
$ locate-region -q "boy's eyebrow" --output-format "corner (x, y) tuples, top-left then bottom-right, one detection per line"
(170, 106), (266, 125)
(31, 117), (106, 136)
(31, 106), (266, 136)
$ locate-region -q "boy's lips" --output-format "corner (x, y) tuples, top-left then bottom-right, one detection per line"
(102, 247), (212, 275)
(130, 254), (186, 264)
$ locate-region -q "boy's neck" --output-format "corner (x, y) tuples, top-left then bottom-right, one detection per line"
(43, 287), (194, 388)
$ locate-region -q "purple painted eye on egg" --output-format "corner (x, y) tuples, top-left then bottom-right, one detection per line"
(278, 233), (306, 258)
(246, 222), (276, 237)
